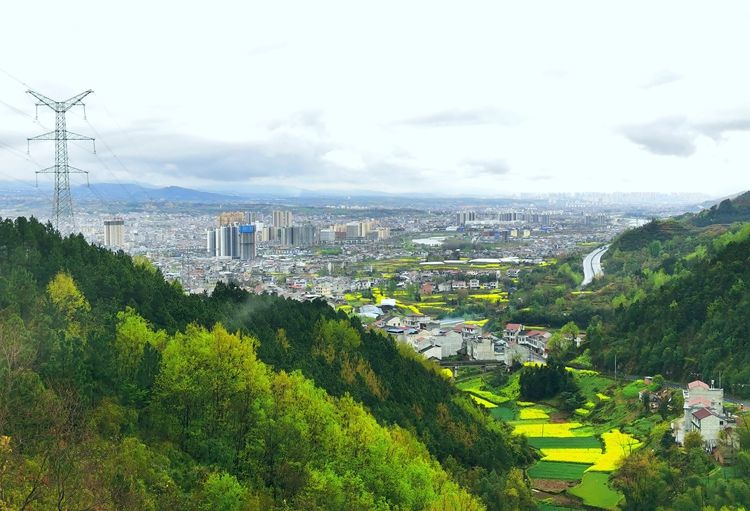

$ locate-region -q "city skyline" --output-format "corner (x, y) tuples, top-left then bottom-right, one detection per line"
(0, 1), (749, 197)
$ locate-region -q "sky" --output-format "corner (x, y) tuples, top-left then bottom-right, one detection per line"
(0, 1), (749, 197)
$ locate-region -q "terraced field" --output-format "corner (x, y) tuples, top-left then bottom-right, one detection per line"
(457, 367), (647, 509)
(569, 473), (622, 510)
(528, 461), (591, 480)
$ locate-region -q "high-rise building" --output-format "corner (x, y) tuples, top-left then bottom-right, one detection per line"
(217, 211), (247, 226)
(206, 229), (217, 255)
(272, 210), (293, 228)
(320, 228), (336, 243)
(345, 222), (361, 239)
(238, 225), (256, 260)
(456, 211), (476, 225)
(104, 218), (125, 248)
(207, 222), (257, 260)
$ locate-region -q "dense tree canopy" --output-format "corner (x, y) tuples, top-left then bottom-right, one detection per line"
(0, 217), (533, 509)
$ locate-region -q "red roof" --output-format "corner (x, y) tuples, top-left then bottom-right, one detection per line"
(692, 408), (713, 420)
(526, 330), (549, 337)
(688, 396), (712, 408)
(688, 380), (710, 390)
(505, 323), (523, 331)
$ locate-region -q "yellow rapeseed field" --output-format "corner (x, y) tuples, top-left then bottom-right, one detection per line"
(470, 395), (498, 408)
(519, 408), (550, 420)
(587, 429), (642, 472)
(512, 422), (584, 437)
(540, 448), (603, 464)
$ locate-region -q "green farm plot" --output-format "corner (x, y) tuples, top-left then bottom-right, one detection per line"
(456, 376), (509, 404)
(528, 461), (591, 480)
(568, 472), (623, 510)
(490, 405), (516, 421)
(538, 503), (579, 511)
(527, 436), (602, 449)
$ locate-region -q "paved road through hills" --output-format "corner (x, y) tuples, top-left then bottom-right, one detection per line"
(581, 245), (608, 288)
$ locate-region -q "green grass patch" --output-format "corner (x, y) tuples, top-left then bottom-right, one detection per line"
(527, 436), (602, 449)
(528, 461), (591, 480)
(456, 374), (510, 405)
(621, 380), (644, 399)
(538, 503), (579, 511)
(490, 406), (516, 421)
(568, 472), (622, 510)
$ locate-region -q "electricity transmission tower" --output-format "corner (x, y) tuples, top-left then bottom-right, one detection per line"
(27, 89), (95, 231)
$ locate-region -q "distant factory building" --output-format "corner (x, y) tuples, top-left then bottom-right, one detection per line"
(103, 218), (125, 248)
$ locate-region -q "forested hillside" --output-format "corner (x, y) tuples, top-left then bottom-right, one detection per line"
(593, 222), (750, 395)
(688, 191), (750, 226)
(0, 217), (533, 510)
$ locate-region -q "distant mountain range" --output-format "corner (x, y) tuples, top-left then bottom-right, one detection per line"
(72, 183), (243, 202)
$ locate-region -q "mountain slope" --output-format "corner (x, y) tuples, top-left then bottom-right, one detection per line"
(593, 224), (750, 394)
(73, 183), (244, 202)
(0, 216), (534, 510)
(689, 190), (750, 226)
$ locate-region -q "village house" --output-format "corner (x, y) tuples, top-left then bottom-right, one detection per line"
(523, 330), (552, 355)
(503, 323), (524, 342)
(417, 342), (442, 361)
(404, 314), (432, 330)
(437, 281), (452, 293)
(673, 380), (735, 449)
(431, 329), (464, 358)
(466, 335), (495, 360)
(420, 282), (434, 295)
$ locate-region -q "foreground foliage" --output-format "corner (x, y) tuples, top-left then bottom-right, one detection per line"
(0, 217), (534, 510)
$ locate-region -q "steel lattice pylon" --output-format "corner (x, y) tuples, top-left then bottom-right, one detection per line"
(27, 89), (95, 231)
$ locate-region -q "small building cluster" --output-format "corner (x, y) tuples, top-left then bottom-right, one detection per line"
(502, 323), (552, 357)
(673, 379), (736, 449)
(365, 307), (502, 362)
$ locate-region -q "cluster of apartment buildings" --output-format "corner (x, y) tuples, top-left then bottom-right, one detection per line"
(205, 211), (258, 260)
(456, 210), (553, 227)
(206, 211), (392, 256)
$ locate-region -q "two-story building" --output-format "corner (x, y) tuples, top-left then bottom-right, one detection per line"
(673, 380), (735, 449)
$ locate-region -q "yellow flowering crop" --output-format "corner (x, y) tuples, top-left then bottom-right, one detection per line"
(513, 422), (584, 437)
(471, 395), (497, 408)
(540, 448), (603, 464)
(519, 408), (550, 420)
(587, 429), (642, 472)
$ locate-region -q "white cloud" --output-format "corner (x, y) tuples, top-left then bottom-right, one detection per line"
(0, 0), (749, 196)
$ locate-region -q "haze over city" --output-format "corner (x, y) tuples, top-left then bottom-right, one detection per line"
(1, 0), (749, 197)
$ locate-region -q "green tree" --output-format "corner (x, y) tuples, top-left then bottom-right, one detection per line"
(613, 450), (675, 510)
(200, 472), (247, 511)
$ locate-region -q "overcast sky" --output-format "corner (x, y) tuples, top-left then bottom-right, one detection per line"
(1, 1), (749, 197)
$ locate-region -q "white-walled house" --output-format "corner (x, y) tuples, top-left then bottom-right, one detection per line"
(673, 380), (734, 448)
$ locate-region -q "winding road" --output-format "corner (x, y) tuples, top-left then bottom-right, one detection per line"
(581, 245), (608, 288)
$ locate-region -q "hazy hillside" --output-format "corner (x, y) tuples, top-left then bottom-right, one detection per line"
(689, 190), (750, 226)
